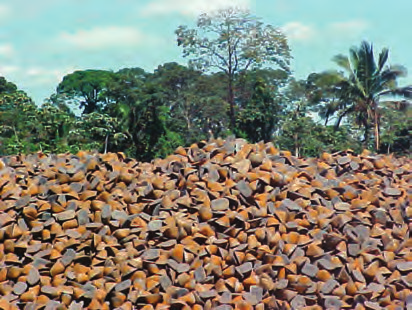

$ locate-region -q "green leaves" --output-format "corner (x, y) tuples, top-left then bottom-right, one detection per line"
(1, 35), (410, 159)
(379, 106), (411, 154)
(377, 48), (389, 73)
(236, 70), (287, 142)
(176, 8), (291, 129)
(0, 77), (18, 94)
(332, 55), (351, 72)
(312, 41), (412, 151)
(57, 70), (116, 114)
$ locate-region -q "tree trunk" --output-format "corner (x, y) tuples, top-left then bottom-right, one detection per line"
(374, 106), (380, 152)
(104, 134), (109, 154)
(324, 115), (329, 127)
(228, 74), (236, 130)
(185, 111), (192, 143)
(334, 112), (345, 130)
(294, 133), (299, 157)
(227, 33), (235, 131)
(364, 123), (370, 149)
(12, 126), (19, 143)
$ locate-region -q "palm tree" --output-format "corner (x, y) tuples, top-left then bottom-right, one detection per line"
(319, 41), (412, 151)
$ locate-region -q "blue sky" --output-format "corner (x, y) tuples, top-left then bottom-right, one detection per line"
(0, 0), (411, 104)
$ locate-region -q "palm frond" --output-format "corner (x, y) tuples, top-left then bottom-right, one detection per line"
(332, 55), (351, 72)
(349, 47), (360, 74)
(353, 41), (376, 96)
(377, 47), (389, 73)
(378, 85), (412, 99)
(380, 65), (407, 82)
(362, 41), (377, 78)
(380, 99), (411, 111)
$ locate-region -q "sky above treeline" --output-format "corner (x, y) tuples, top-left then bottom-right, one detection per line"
(1, 0), (411, 104)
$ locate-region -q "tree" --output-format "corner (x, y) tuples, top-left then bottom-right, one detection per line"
(0, 77), (38, 154)
(0, 90), (40, 154)
(275, 78), (359, 157)
(57, 70), (116, 114)
(303, 72), (345, 127)
(277, 78), (314, 157)
(69, 112), (123, 154)
(105, 67), (180, 160)
(176, 8), (291, 129)
(318, 41), (412, 150)
(379, 101), (411, 154)
(105, 64), (230, 158)
(36, 99), (76, 153)
(151, 62), (202, 142)
(0, 76), (18, 94)
(192, 72), (229, 139)
(152, 63), (229, 144)
(236, 68), (288, 142)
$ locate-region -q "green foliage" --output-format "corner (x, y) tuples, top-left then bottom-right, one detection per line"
(313, 41), (412, 151)
(104, 67), (178, 160)
(276, 116), (360, 158)
(103, 64), (231, 160)
(35, 101), (75, 153)
(153, 63), (229, 143)
(236, 69), (289, 142)
(153, 130), (185, 159)
(0, 90), (40, 155)
(68, 112), (123, 153)
(151, 62), (204, 142)
(57, 70), (116, 114)
(0, 76), (125, 155)
(0, 77), (18, 94)
(176, 8), (291, 129)
(379, 104), (411, 154)
(1, 35), (411, 159)
(176, 8), (290, 73)
(275, 78), (362, 157)
(236, 77), (279, 142)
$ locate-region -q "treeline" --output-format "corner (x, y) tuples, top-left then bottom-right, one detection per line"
(0, 9), (410, 159)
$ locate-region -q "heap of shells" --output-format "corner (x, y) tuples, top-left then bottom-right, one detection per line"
(0, 138), (410, 309)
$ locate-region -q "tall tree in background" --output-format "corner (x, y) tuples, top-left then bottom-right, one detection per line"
(304, 72), (345, 127)
(0, 76), (18, 94)
(105, 67), (181, 160)
(236, 68), (288, 142)
(151, 62), (202, 142)
(152, 63), (228, 143)
(57, 70), (116, 114)
(277, 78), (359, 157)
(176, 8), (291, 129)
(0, 92), (37, 152)
(0, 77), (38, 154)
(192, 72), (229, 139)
(320, 41), (412, 150)
(379, 101), (411, 154)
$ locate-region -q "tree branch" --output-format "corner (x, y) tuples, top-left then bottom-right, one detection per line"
(233, 37), (241, 73)
(243, 59), (253, 72)
(199, 44), (228, 68)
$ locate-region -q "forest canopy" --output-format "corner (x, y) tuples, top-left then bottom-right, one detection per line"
(0, 8), (410, 158)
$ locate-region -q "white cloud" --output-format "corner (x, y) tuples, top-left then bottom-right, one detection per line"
(0, 65), (69, 84)
(58, 26), (147, 50)
(330, 20), (369, 36)
(281, 22), (315, 42)
(140, 0), (250, 17)
(0, 4), (10, 18)
(24, 66), (77, 85)
(0, 65), (19, 76)
(0, 43), (14, 58)
(26, 67), (57, 78)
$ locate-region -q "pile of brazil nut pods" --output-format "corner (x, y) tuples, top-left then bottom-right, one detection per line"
(0, 137), (410, 309)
